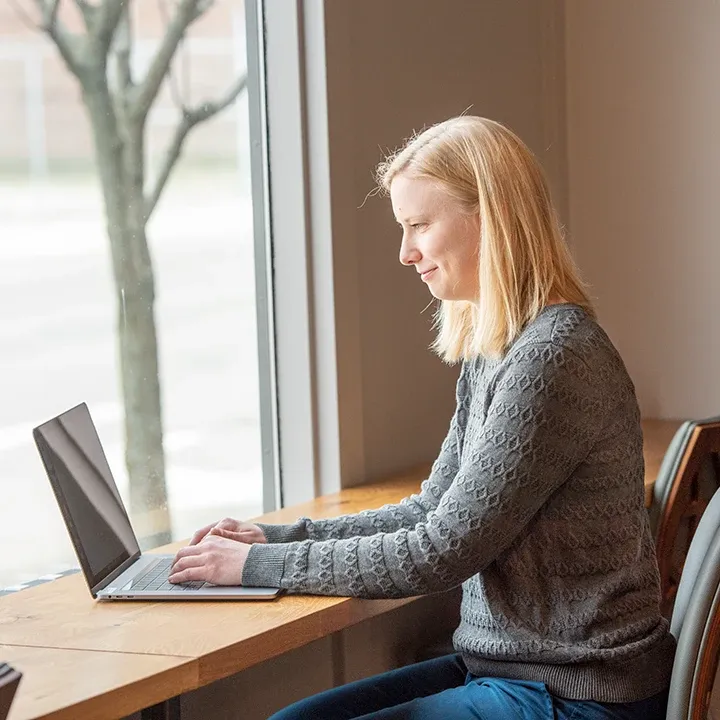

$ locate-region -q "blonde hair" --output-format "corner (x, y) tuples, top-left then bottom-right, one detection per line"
(376, 116), (595, 363)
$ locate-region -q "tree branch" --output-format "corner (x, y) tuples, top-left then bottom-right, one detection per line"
(130, 0), (211, 121)
(23, 0), (61, 28)
(187, 74), (247, 125)
(29, 0), (87, 79)
(144, 74), (247, 221)
(112, 2), (132, 92)
(44, 0), (61, 26)
(72, 0), (95, 28)
(93, 0), (127, 56)
(157, 0), (188, 111)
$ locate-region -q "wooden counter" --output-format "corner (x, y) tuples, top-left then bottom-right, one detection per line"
(1, 418), (681, 719)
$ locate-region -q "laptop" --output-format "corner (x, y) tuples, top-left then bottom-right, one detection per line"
(0, 664), (21, 720)
(32, 402), (281, 601)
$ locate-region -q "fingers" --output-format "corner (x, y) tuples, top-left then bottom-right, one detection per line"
(168, 565), (208, 584)
(209, 527), (257, 544)
(192, 518), (241, 546)
(189, 523), (214, 546)
(208, 527), (240, 541)
(172, 544), (203, 570)
(170, 553), (205, 576)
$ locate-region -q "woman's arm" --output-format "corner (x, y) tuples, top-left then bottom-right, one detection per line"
(241, 341), (610, 598)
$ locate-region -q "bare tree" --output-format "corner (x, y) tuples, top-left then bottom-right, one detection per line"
(18, 0), (247, 546)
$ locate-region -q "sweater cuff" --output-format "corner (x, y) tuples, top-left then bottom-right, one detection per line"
(256, 519), (308, 544)
(241, 542), (288, 588)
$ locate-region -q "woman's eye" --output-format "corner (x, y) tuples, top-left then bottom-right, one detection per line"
(411, 222), (427, 230)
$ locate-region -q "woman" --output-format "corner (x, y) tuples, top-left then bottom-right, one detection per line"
(170, 117), (674, 719)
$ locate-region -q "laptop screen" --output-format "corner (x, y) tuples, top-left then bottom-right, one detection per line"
(33, 403), (140, 593)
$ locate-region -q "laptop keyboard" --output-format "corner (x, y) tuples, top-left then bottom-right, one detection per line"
(131, 558), (208, 592)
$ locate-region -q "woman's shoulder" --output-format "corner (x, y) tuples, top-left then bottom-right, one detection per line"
(513, 303), (617, 367)
(494, 304), (633, 397)
(463, 304), (629, 395)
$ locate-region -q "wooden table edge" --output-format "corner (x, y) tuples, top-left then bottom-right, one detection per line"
(2, 645), (199, 720)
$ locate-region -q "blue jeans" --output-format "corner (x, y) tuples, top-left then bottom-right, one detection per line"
(268, 654), (668, 720)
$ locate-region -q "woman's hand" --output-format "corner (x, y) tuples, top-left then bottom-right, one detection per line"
(188, 517), (268, 546)
(169, 535), (252, 586)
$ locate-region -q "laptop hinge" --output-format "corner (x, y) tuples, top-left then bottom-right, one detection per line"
(92, 552), (142, 596)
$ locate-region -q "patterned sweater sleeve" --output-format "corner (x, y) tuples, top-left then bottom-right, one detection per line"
(255, 364), (468, 544)
(242, 342), (606, 597)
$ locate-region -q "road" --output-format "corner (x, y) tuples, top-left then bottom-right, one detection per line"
(0, 169), (265, 587)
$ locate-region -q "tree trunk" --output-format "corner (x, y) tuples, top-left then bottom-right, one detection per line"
(116, 258), (170, 548)
(82, 78), (171, 548)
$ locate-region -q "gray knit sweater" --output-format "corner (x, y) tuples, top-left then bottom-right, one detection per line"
(243, 304), (675, 702)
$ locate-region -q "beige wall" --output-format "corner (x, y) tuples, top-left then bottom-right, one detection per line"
(566, 1), (720, 419)
(326, 0), (568, 482)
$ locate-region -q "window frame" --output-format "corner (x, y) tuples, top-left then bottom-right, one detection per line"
(247, 0), (364, 509)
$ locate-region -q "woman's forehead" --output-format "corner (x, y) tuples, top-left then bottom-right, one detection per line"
(390, 176), (449, 216)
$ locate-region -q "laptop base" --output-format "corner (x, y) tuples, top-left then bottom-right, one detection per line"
(97, 554), (281, 601)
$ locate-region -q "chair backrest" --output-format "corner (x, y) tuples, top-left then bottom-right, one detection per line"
(655, 418), (720, 616)
(0, 664), (21, 720)
(667, 523), (720, 719)
(651, 421), (696, 526)
(671, 485), (720, 638)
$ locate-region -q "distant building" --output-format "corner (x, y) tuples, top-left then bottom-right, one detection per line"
(0, 1), (247, 176)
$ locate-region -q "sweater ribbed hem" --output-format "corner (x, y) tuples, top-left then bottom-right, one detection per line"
(462, 632), (676, 703)
(256, 520), (308, 544)
(241, 543), (288, 588)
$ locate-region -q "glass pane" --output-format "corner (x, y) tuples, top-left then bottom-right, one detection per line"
(0, 0), (265, 588)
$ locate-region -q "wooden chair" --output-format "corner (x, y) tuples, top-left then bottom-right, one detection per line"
(650, 420), (697, 535)
(667, 484), (720, 718)
(0, 664), (21, 720)
(671, 480), (720, 639)
(654, 417), (720, 617)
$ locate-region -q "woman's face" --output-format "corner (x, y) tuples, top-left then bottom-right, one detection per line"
(390, 175), (480, 302)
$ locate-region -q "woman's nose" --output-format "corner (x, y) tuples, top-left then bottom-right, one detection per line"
(399, 236), (421, 266)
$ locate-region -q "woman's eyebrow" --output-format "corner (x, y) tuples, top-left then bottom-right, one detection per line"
(397, 214), (426, 224)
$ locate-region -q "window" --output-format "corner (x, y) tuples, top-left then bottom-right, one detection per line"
(0, 0), (271, 588)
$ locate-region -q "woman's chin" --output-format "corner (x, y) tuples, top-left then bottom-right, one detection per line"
(431, 287), (477, 303)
